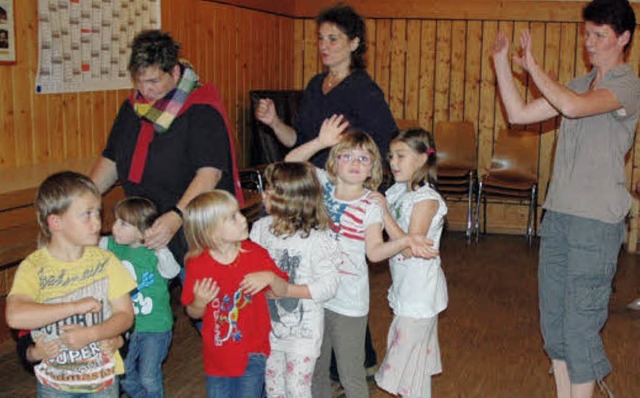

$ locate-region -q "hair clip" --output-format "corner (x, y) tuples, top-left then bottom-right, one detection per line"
(426, 148), (436, 156)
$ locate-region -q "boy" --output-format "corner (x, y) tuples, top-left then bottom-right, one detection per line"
(5, 171), (136, 397)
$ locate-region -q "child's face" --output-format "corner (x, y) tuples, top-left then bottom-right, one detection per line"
(52, 192), (102, 247)
(214, 206), (248, 244)
(112, 218), (143, 246)
(335, 148), (373, 186)
(388, 141), (426, 183)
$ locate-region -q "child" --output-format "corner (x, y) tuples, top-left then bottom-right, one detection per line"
(98, 197), (180, 398)
(285, 115), (435, 398)
(180, 190), (289, 398)
(5, 171), (136, 396)
(250, 161), (342, 398)
(374, 128), (448, 398)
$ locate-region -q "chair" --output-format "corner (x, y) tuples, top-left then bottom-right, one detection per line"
(474, 128), (539, 244)
(434, 121), (478, 240)
(249, 90), (304, 167)
(239, 168), (265, 225)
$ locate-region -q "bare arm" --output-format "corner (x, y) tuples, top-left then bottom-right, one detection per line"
(516, 30), (622, 118)
(144, 167), (221, 250)
(284, 114), (349, 162)
(255, 98), (298, 147)
(6, 295), (101, 330)
(89, 157), (118, 194)
(59, 294), (134, 350)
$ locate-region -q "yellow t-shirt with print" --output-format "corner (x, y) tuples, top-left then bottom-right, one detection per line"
(9, 246), (136, 393)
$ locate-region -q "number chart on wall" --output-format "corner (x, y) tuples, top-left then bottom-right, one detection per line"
(36, 0), (161, 94)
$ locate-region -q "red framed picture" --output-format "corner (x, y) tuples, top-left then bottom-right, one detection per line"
(0, 0), (15, 64)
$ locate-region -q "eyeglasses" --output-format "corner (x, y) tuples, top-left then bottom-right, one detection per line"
(337, 153), (372, 165)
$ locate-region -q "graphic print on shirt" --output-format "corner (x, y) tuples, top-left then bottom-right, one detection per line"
(32, 268), (116, 393)
(268, 249), (311, 338)
(121, 260), (154, 316)
(322, 181), (367, 242)
(211, 288), (252, 346)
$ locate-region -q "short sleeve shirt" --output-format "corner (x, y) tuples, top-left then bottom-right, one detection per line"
(544, 64), (640, 223)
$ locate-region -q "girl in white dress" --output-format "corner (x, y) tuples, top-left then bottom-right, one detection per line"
(374, 128), (448, 398)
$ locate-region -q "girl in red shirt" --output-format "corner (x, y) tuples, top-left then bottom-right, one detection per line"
(181, 190), (288, 398)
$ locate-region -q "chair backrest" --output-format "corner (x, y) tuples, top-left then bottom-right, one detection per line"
(435, 121), (477, 170)
(490, 128), (539, 181)
(396, 119), (420, 130)
(249, 90), (304, 167)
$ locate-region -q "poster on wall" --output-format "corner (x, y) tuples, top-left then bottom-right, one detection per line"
(35, 0), (161, 94)
(0, 0), (16, 64)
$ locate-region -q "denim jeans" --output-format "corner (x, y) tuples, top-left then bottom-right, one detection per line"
(205, 353), (266, 398)
(37, 379), (119, 398)
(121, 331), (173, 398)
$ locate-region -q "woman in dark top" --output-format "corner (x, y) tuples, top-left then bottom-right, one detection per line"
(256, 4), (395, 395)
(255, 5), (397, 168)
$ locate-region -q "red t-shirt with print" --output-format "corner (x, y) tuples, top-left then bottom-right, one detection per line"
(181, 240), (288, 376)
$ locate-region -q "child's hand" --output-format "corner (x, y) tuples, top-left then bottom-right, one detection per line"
(369, 192), (388, 208)
(99, 335), (124, 355)
(240, 271), (275, 295)
(59, 324), (94, 350)
(74, 297), (102, 315)
(193, 278), (220, 308)
(318, 114), (349, 147)
(32, 335), (62, 361)
(406, 235), (439, 259)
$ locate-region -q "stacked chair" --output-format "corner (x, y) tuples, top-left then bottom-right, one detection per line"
(474, 128), (539, 244)
(434, 121), (478, 241)
(238, 168), (265, 225)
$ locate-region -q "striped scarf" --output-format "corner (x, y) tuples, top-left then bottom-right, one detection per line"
(132, 63), (199, 133)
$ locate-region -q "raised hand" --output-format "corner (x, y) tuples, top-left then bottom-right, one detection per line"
(318, 114), (350, 147)
(492, 31), (510, 60)
(192, 277), (220, 308)
(255, 98), (279, 127)
(513, 29), (537, 72)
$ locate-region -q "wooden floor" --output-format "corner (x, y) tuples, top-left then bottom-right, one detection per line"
(1, 232), (640, 397)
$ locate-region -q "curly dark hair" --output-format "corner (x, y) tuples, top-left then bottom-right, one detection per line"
(316, 4), (367, 70)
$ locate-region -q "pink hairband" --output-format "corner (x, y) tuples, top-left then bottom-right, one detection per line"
(426, 148), (436, 156)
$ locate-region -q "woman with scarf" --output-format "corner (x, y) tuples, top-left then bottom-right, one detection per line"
(91, 29), (243, 266)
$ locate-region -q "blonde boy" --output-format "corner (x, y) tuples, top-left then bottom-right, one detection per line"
(5, 171), (136, 397)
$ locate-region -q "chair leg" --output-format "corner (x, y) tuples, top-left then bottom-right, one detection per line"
(526, 183), (537, 245)
(474, 181), (483, 243)
(465, 171), (474, 241)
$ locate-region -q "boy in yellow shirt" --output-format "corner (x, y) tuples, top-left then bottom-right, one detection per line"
(5, 171), (136, 397)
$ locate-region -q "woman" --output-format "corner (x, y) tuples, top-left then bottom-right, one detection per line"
(492, 1), (640, 397)
(255, 4), (397, 168)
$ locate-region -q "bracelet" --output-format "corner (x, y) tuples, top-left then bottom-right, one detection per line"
(170, 205), (183, 219)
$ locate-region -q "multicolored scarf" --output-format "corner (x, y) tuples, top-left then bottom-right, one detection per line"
(127, 62), (244, 206)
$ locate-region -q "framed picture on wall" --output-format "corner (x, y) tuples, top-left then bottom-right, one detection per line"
(0, 0), (15, 64)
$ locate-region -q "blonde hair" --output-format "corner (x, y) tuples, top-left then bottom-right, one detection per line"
(391, 128), (438, 191)
(113, 196), (158, 233)
(183, 190), (239, 260)
(263, 162), (330, 238)
(325, 130), (383, 190)
(35, 171), (100, 244)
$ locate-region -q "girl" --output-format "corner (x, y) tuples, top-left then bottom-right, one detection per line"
(251, 161), (343, 398)
(99, 196), (181, 398)
(374, 128), (448, 398)
(285, 116), (434, 398)
(180, 190), (289, 398)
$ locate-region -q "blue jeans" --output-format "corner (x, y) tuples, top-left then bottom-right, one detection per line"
(37, 379), (119, 398)
(121, 331), (172, 398)
(205, 353), (266, 398)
